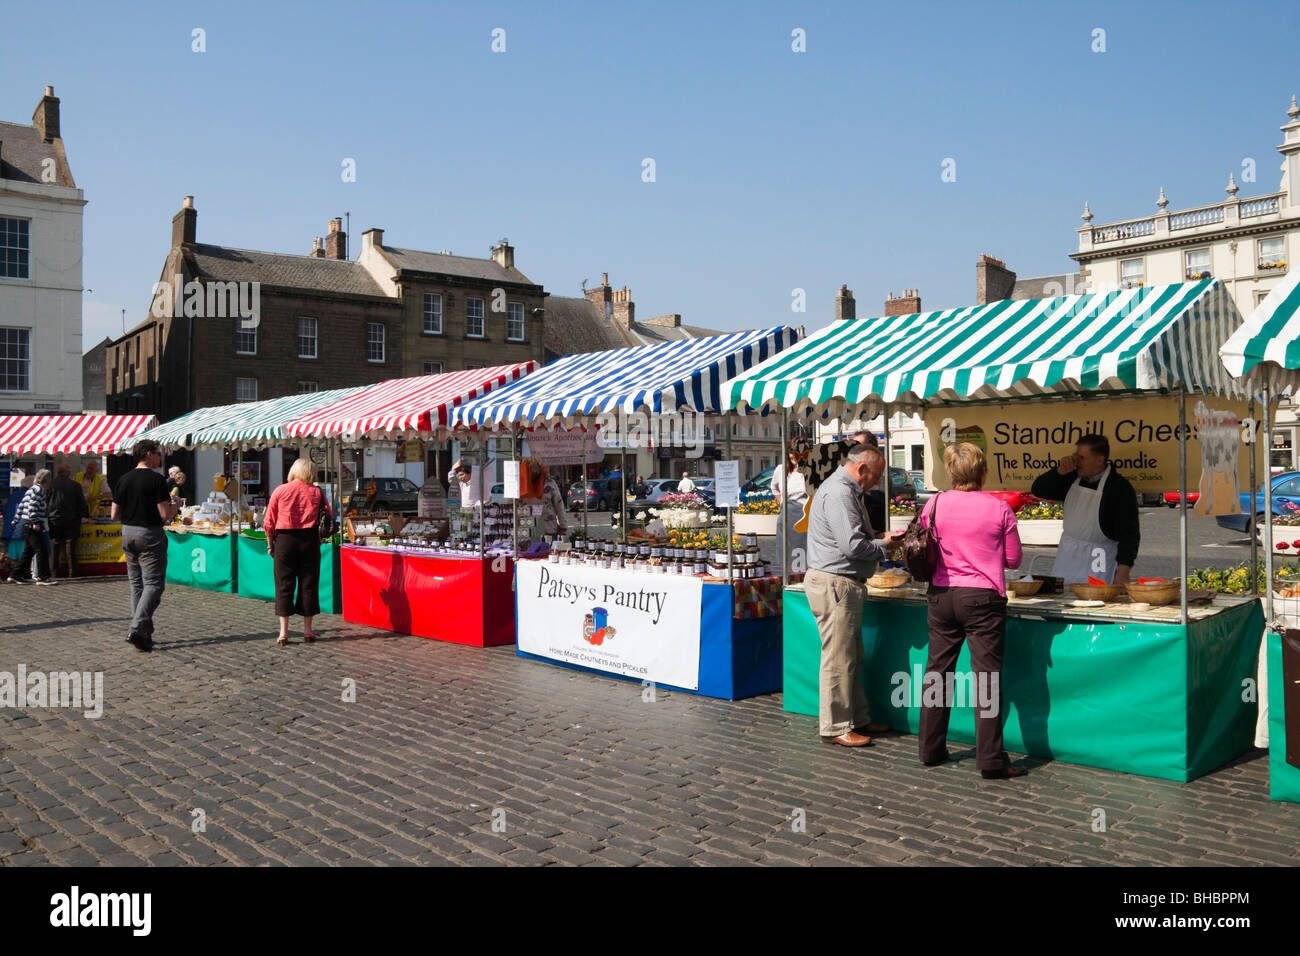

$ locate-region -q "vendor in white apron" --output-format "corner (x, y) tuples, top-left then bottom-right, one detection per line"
(1030, 434), (1140, 586)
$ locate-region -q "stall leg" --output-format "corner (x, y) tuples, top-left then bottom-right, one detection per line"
(781, 409), (789, 587)
(1250, 397), (1258, 594)
(478, 440), (485, 559)
(1265, 384), (1275, 626)
(726, 410), (733, 585)
(511, 427), (519, 560)
(1178, 390), (1188, 624)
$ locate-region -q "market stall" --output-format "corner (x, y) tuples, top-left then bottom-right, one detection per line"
(0, 414), (156, 576)
(186, 385), (368, 615)
(284, 364), (537, 644)
(453, 327), (800, 697)
(724, 280), (1267, 779)
(1220, 269), (1300, 801)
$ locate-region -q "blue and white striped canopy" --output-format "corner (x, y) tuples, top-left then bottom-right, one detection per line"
(453, 327), (800, 428)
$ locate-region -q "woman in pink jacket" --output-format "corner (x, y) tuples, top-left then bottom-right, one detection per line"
(264, 458), (333, 646)
(918, 442), (1024, 780)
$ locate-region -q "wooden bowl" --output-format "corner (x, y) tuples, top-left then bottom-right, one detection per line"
(1125, 580), (1181, 606)
(1069, 583), (1125, 602)
(867, 571), (910, 590)
(1008, 579), (1043, 597)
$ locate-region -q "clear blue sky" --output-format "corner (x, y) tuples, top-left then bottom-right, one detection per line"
(3, 0), (1298, 351)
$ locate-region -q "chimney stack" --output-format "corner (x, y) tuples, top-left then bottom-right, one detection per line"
(310, 237), (325, 258)
(491, 238), (514, 270)
(324, 218), (346, 260)
(32, 86), (59, 143)
(835, 284), (856, 321)
(611, 286), (635, 328)
(884, 288), (921, 317)
(975, 254), (1017, 305)
(361, 227), (384, 253)
(172, 195), (197, 248)
(584, 272), (614, 317)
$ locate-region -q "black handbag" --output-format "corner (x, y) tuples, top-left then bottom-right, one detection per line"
(315, 488), (336, 541)
(900, 492), (941, 582)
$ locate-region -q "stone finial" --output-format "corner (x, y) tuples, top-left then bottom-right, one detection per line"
(1289, 94), (1299, 121)
(1156, 186), (1169, 210)
(1226, 173), (1239, 197)
(1081, 201), (1093, 223)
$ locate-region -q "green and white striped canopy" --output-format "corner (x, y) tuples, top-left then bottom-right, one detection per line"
(725, 280), (1245, 417)
(121, 387), (367, 451)
(1220, 271), (1300, 392)
(120, 402), (249, 451)
(188, 385), (368, 448)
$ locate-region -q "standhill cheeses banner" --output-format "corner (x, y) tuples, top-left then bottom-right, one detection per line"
(516, 562), (703, 689)
(922, 397), (1266, 517)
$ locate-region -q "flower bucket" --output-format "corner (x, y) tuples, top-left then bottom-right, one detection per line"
(734, 513), (779, 536)
(1016, 518), (1063, 546)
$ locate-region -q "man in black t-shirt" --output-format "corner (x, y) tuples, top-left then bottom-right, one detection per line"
(112, 440), (180, 652)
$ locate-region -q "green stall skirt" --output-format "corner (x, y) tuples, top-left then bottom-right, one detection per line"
(1268, 630), (1300, 802)
(783, 589), (1262, 782)
(236, 531), (340, 615)
(164, 530), (236, 593)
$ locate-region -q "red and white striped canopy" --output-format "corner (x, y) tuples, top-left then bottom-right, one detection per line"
(0, 414), (158, 455)
(285, 364), (536, 439)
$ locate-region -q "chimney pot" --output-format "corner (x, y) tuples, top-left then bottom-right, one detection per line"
(44, 85), (53, 96)
(601, 272), (609, 287)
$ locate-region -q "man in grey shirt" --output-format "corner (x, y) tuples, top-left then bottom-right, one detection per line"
(805, 443), (902, 747)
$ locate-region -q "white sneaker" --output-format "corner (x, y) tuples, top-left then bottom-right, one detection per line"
(34, 579), (57, 586)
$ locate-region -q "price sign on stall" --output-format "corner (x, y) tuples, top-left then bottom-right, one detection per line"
(714, 460), (741, 508)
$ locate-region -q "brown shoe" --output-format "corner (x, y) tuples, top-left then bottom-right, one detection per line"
(981, 766), (1025, 780)
(856, 721), (891, 735)
(822, 731), (873, 747)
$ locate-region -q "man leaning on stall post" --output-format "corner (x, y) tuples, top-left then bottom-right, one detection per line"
(804, 443), (904, 747)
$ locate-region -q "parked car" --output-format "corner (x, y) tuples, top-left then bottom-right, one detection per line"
(488, 483), (508, 505)
(910, 474), (936, 509)
(1163, 491), (1201, 508)
(342, 476), (420, 515)
(630, 478), (683, 505)
(740, 466), (777, 504)
(1216, 472), (1300, 534)
(567, 479), (619, 511)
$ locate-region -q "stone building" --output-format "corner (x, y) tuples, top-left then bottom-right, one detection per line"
(0, 86), (85, 414)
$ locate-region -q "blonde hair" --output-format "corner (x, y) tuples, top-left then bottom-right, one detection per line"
(944, 442), (986, 491)
(288, 458), (315, 483)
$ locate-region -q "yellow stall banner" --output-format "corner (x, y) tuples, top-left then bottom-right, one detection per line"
(923, 397), (1265, 516)
(76, 522), (124, 563)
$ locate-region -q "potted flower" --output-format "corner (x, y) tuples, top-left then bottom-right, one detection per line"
(1257, 500), (1300, 553)
(649, 492), (713, 530)
(888, 496), (917, 533)
(735, 496), (780, 535)
(1014, 498), (1065, 546)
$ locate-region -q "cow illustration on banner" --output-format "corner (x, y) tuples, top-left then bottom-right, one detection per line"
(1193, 402), (1242, 517)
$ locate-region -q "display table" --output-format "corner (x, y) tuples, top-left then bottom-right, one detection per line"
(1269, 630), (1300, 802)
(783, 587), (1263, 782)
(5, 520), (125, 577)
(341, 544), (515, 646)
(236, 531), (341, 615)
(165, 528), (237, 593)
(514, 561), (783, 700)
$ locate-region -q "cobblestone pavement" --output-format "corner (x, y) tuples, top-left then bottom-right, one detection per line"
(0, 577), (1297, 867)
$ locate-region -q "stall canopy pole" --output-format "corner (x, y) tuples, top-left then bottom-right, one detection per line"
(1178, 389), (1188, 625)
(478, 438), (486, 560)
(511, 426), (519, 561)
(334, 438), (342, 535)
(236, 445), (243, 533)
(1264, 383), (1275, 626)
(781, 408), (789, 587)
(881, 405), (891, 510)
(582, 442), (589, 537)
(620, 442), (627, 544)
(726, 411), (733, 585)
(1250, 397), (1258, 594)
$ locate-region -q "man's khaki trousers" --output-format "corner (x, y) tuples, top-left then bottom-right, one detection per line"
(805, 568), (869, 736)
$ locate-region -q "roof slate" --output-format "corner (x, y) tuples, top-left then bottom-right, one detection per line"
(188, 244), (389, 297)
